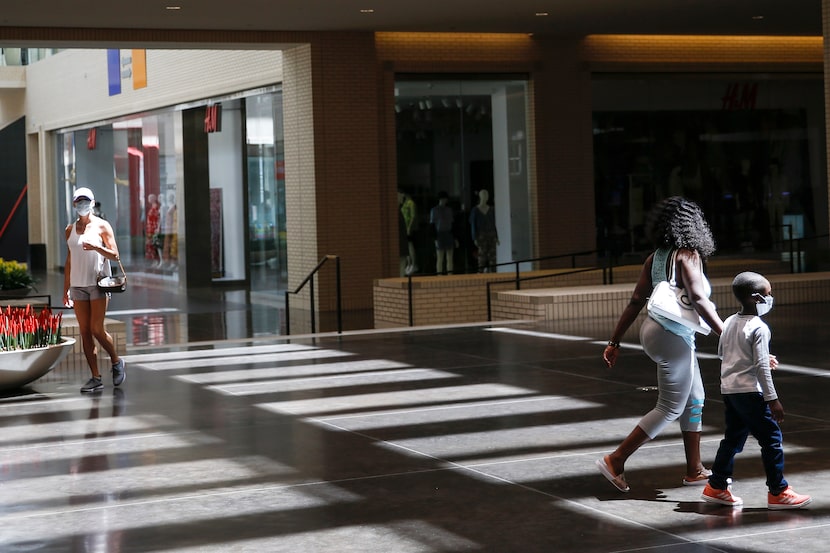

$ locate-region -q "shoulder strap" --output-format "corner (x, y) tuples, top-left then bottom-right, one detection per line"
(668, 249), (677, 286)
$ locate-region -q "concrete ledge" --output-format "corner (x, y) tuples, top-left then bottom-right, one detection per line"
(374, 270), (603, 327)
(373, 257), (791, 327)
(491, 272), (830, 322)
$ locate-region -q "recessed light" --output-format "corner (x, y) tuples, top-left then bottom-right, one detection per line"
(360, 8), (374, 14)
(535, 12), (549, 17)
(752, 15), (764, 20)
(166, 6), (182, 10)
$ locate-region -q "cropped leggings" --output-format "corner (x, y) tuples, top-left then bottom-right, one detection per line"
(637, 317), (705, 439)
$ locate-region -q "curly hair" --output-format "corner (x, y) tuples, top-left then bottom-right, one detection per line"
(644, 196), (716, 258)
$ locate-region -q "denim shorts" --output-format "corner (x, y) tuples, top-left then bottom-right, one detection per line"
(70, 285), (110, 302)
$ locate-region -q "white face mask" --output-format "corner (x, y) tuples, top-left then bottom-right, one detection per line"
(756, 294), (774, 317)
(75, 200), (93, 217)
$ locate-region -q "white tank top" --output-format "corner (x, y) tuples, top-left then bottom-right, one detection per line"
(68, 221), (107, 287)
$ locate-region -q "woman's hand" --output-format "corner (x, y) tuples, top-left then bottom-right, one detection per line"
(603, 344), (619, 368)
(63, 290), (73, 308)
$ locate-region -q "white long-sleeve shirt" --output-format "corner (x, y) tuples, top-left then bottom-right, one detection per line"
(717, 313), (778, 401)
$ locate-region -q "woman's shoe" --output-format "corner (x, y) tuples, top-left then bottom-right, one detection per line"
(596, 455), (629, 492)
(683, 468), (712, 486)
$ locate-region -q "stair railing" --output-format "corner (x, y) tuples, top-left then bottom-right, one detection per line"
(284, 255), (342, 335)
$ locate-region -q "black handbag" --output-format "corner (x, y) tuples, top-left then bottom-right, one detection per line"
(97, 259), (127, 293)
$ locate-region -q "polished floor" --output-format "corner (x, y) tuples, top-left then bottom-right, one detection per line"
(2, 272), (830, 552)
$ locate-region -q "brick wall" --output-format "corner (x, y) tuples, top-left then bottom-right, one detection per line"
(282, 34), (388, 318)
(583, 35), (823, 71)
(374, 257), (790, 327)
(532, 38), (595, 261)
(44, 317), (127, 383)
(491, 272), (830, 323)
(825, 0), (830, 235)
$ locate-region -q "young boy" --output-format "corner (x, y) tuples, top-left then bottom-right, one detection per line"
(702, 271), (811, 509)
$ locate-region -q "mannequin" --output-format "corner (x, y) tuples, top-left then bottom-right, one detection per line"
(145, 193), (161, 265)
(430, 191), (456, 274)
(162, 190), (178, 270)
(399, 190), (418, 275)
(469, 189), (499, 272)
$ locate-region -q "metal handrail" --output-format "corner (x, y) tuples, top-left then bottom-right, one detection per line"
(791, 232), (830, 274)
(473, 249), (599, 286)
(284, 255), (342, 335)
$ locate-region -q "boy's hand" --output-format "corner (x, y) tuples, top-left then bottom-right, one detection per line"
(769, 354), (778, 371)
(768, 399), (784, 423)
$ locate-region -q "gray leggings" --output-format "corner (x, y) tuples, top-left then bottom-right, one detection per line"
(637, 317), (705, 439)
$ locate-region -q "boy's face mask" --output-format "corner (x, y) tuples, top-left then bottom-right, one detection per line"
(756, 294), (774, 317)
(74, 200), (93, 217)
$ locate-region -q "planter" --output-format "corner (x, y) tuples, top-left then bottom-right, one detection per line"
(0, 337), (75, 391)
(0, 287), (32, 299)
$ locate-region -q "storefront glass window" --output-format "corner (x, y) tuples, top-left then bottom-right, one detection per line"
(593, 77), (827, 259)
(55, 87), (285, 341)
(57, 112), (181, 283)
(394, 77), (532, 274)
(246, 91), (287, 292)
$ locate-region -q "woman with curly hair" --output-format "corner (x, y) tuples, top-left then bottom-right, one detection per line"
(596, 196), (723, 492)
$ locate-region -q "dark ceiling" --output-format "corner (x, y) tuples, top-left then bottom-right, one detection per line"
(0, 0), (822, 38)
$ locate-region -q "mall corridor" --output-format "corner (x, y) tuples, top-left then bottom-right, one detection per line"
(1, 271), (830, 552)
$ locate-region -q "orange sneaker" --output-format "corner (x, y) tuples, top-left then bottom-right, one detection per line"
(701, 483), (743, 506)
(768, 486), (812, 510)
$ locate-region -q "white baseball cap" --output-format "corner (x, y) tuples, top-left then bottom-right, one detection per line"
(72, 187), (95, 203)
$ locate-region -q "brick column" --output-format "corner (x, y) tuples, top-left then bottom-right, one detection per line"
(532, 38), (596, 263)
(283, 35), (384, 330)
(824, 0), (830, 233)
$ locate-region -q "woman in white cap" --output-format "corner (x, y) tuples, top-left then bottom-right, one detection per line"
(63, 187), (126, 393)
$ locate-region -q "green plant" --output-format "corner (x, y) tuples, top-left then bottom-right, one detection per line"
(0, 258), (35, 291)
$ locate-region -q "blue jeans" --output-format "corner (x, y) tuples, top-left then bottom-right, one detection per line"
(710, 392), (787, 494)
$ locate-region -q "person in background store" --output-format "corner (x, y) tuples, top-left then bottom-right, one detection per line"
(430, 191), (456, 275)
(469, 189), (498, 272)
(63, 186), (126, 393)
(598, 196), (722, 492)
(399, 189), (418, 275)
(93, 201), (106, 219)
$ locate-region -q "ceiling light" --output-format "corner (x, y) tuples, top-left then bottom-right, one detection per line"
(166, 6), (182, 10)
(535, 12), (549, 17)
(360, 9), (374, 14)
(752, 15), (764, 20)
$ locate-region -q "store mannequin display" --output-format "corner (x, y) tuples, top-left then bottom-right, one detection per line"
(469, 189), (499, 272)
(145, 194), (161, 265)
(93, 201), (106, 220)
(162, 190), (178, 270)
(430, 191), (456, 274)
(399, 190), (418, 275)
(399, 204), (410, 277)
